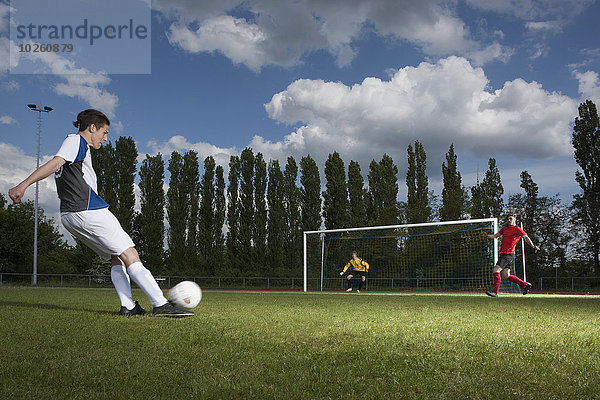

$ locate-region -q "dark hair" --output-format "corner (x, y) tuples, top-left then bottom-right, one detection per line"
(352, 250), (357, 255)
(72, 109), (110, 132)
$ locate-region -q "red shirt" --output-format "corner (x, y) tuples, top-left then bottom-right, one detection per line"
(498, 226), (527, 254)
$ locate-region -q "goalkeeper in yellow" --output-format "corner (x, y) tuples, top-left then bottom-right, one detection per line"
(339, 251), (370, 293)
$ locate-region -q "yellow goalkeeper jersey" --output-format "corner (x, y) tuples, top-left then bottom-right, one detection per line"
(343, 258), (369, 273)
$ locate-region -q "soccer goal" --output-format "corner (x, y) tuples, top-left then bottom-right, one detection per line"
(302, 218), (516, 293)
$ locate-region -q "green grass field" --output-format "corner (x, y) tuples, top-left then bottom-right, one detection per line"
(1, 287), (599, 399)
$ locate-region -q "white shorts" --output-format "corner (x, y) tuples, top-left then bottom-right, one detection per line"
(61, 208), (135, 261)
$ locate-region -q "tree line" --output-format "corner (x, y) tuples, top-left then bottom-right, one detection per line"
(1, 100), (599, 283)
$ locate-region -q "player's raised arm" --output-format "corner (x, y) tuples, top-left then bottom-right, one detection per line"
(8, 156), (66, 203)
(481, 230), (501, 239)
(522, 235), (540, 251)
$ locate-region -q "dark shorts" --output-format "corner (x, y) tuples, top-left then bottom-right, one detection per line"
(497, 253), (515, 270)
(348, 270), (367, 278)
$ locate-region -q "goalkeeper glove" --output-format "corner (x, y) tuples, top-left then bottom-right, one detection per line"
(339, 271), (344, 276)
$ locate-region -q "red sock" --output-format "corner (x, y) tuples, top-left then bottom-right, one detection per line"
(493, 272), (501, 293)
(508, 275), (526, 287)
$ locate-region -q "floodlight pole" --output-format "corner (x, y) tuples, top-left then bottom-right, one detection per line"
(27, 104), (53, 285)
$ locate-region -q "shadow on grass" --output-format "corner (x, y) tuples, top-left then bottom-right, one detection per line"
(0, 300), (117, 316)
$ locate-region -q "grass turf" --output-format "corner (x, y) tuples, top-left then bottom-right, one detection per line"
(0, 287), (599, 399)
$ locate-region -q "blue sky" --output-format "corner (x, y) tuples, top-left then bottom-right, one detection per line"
(1, 0), (600, 230)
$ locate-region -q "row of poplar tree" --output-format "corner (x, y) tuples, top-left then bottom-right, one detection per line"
(92, 142), (500, 277)
(1, 100), (598, 282)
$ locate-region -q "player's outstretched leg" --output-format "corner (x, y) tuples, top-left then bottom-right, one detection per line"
(110, 263), (146, 316)
(119, 248), (193, 317)
(127, 262), (194, 317)
(346, 276), (353, 292)
(507, 274), (532, 295)
(519, 281), (532, 295)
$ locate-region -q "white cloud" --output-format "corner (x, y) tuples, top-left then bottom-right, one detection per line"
(383, 5), (476, 56)
(0, 1), (10, 33)
(10, 49), (119, 118)
(569, 48), (600, 73)
(1, 39), (118, 117)
(580, 48), (600, 63)
(0, 115), (17, 125)
(1, 0), (118, 117)
(465, 0), (594, 22)
(25, 51), (118, 117)
(112, 121), (124, 135)
(116, 57), (578, 195)
(467, 0), (594, 61)
(261, 56), (576, 172)
(525, 21), (561, 32)
(54, 81), (118, 119)
(574, 70), (600, 104)
(2, 80), (19, 91)
(0, 37), (20, 73)
(167, 16), (269, 72)
(146, 135), (237, 168)
(141, 58), (578, 187)
(467, 42), (514, 66)
(154, 0), (510, 71)
(528, 43), (548, 60)
(0, 3), (17, 73)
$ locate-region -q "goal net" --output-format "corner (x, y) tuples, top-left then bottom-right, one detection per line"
(303, 218), (522, 293)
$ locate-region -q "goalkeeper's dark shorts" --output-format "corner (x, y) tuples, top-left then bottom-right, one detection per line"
(497, 253), (515, 270)
(348, 269), (367, 277)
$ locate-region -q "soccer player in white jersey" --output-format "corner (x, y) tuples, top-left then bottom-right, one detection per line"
(9, 109), (192, 317)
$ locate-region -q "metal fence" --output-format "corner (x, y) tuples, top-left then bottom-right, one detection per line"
(2, 273), (600, 292)
(0, 273), (308, 290)
(537, 276), (600, 292)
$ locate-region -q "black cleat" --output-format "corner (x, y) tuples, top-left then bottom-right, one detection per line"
(521, 282), (532, 295)
(485, 291), (499, 297)
(152, 301), (194, 318)
(119, 301), (147, 316)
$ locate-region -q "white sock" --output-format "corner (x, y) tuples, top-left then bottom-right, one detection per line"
(110, 265), (135, 310)
(127, 262), (168, 307)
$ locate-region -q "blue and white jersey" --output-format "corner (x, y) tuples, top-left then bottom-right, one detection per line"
(54, 134), (109, 213)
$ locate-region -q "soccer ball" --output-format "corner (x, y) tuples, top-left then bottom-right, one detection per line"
(168, 281), (202, 309)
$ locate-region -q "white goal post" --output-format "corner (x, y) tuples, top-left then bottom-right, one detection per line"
(303, 218), (500, 292)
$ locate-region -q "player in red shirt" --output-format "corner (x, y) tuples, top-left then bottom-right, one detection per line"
(481, 214), (539, 297)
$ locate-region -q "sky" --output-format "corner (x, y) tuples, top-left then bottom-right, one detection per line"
(1, 0), (600, 236)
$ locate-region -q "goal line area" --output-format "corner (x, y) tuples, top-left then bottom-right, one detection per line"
(303, 218), (524, 294)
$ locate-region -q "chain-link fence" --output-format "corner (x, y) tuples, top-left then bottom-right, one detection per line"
(0, 273), (309, 290)
(2, 272), (600, 292)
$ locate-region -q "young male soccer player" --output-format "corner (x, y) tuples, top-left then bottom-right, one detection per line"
(8, 109), (192, 317)
(339, 251), (370, 293)
(481, 214), (539, 297)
